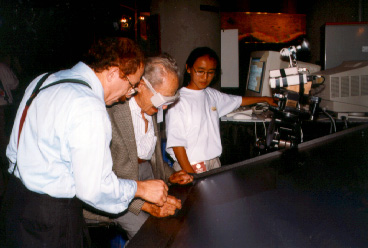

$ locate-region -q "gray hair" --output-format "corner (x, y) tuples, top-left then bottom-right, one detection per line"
(143, 53), (180, 88)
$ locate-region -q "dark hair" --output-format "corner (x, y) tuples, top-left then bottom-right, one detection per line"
(144, 53), (180, 88)
(83, 37), (144, 77)
(182, 47), (220, 87)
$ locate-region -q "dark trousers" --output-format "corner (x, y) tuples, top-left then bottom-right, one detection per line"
(0, 174), (90, 248)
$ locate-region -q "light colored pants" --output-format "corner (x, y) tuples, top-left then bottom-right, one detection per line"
(173, 157), (221, 172)
(113, 161), (153, 240)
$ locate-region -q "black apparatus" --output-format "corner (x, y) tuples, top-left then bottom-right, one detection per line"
(260, 40), (324, 151)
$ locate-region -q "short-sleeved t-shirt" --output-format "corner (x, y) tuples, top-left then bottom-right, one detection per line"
(165, 87), (241, 164)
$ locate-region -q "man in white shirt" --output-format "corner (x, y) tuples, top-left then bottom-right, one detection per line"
(84, 54), (193, 240)
(0, 37), (169, 248)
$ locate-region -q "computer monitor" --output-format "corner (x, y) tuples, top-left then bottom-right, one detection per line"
(313, 60), (368, 117)
(245, 50), (321, 97)
(324, 23), (368, 70)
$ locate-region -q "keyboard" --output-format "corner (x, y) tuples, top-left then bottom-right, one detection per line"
(226, 106), (253, 117)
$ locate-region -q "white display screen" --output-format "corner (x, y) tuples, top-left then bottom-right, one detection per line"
(247, 58), (264, 93)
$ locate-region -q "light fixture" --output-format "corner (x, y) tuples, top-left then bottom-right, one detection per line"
(120, 15), (131, 29)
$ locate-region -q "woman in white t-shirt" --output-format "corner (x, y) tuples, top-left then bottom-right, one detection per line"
(165, 47), (275, 173)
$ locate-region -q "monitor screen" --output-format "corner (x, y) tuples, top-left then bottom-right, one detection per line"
(247, 58), (264, 93)
(245, 51), (289, 97)
(245, 50), (321, 98)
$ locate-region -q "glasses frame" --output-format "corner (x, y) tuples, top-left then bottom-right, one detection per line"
(125, 75), (139, 96)
(192, 67), (216, 77)
(142, 76), (179, 108)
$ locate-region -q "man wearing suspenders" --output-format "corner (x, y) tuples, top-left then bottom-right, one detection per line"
(0, 37), (169, 247)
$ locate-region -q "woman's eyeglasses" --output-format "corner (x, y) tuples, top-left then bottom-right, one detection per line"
(192, 68), (216, 77)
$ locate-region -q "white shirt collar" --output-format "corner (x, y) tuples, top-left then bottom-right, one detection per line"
(128, 97), (156, 160)
(70, 62), (105, 102)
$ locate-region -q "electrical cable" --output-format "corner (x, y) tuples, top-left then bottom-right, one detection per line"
(254, 122), (258, 143)
(300, 126), (304, 143)
(321, 108), (336, 133)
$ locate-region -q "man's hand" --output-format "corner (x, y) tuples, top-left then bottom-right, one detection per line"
(135, 180), (168, 207)
(142, 195), (182, 218)
(169, 170), (194, 185)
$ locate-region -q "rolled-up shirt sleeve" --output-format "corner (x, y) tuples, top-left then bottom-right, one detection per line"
(68, 103), (136, 214)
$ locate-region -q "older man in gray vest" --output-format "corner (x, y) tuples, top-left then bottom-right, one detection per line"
(84, 54), (193, 240)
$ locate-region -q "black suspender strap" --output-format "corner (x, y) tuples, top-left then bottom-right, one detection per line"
(13, 73), (91, 174)
(18, 72), (53, 147)
(25, 74), (91, 107)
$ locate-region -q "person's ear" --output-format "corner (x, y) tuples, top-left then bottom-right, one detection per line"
(136, 78), (145, 92)
(186, 64), (191, 74)
(107, 67), (119, 82)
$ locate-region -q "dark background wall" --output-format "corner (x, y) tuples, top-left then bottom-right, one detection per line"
(0, 0), (367, 91)
(220, 0), (367, 66)
(0, 0), (140, 85)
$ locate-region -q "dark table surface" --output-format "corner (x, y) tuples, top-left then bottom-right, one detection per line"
(128, 124), (368, 248)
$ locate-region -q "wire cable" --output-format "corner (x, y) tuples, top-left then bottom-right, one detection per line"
(321, 108), (337, 133)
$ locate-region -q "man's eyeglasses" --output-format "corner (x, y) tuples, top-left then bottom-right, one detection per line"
(142, 76), (179, 108)
(193, 68), (216, 77)
(125, 75), (139, 96)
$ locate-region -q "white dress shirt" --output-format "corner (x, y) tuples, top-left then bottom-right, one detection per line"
(6, 62), (136, 214)
(129, 97), (157, 160)
(165, 87), (241, 164)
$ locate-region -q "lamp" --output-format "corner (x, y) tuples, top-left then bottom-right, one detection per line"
(280, 38), (310, 67)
